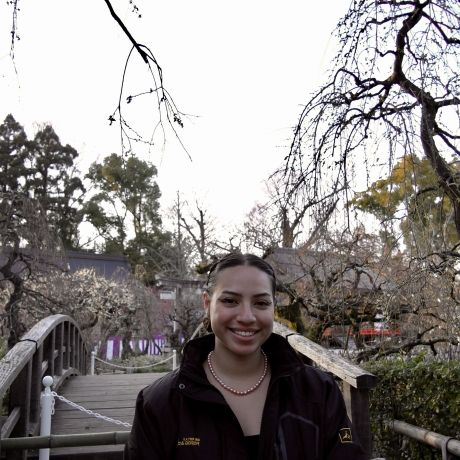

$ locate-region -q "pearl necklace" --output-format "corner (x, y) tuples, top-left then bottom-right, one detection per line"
(207, 350), (268, 396)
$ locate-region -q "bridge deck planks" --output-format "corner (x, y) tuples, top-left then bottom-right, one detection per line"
(49, 372), (167, 458)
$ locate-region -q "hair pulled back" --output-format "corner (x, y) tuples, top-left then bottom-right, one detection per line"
(205, 253), (276, 297)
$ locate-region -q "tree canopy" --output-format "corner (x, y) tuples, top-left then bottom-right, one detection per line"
(352, 155), (460, 254)
(84, 153), (179, 283)
(0, 115), (85, 249)
(284, 0), (460, 245)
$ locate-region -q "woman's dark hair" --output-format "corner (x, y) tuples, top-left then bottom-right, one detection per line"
(205, 253), (276, 297)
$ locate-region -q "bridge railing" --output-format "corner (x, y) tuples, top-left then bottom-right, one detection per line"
(274, 322), (377, 459)
(389, 420), (460, 458)
(0, 314), (88, 460)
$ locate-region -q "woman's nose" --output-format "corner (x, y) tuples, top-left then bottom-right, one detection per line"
(237, 302), (256, 322)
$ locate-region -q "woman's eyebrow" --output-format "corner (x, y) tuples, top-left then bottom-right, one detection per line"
(219, 291), (271, 297)
(220, 290), (240, 296)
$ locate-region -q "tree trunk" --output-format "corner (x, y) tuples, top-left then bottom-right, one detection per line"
(419, 101), (460, 238)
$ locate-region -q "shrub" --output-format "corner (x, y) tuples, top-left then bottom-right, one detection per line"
(363, 355), (460, 459)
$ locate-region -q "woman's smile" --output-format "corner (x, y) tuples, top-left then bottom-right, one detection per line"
(230, 329), (258, 337)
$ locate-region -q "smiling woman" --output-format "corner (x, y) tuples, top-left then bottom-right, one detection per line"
(125, 253), (367, 459)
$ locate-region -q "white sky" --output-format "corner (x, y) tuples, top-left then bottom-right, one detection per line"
(0, 0), (349, 233)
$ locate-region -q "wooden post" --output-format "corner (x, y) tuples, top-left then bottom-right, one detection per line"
(55, 322), (64, 376)
(10, 360), (32, 460)
(65, 322), (71, 370)
(76, 335), (80, 371)
(46, 329), (56, 378)
(71, 325), (76, 369)
(342, 382), (372, 459)
(30, 344), (44, 433)
(80, 338), (86, 374)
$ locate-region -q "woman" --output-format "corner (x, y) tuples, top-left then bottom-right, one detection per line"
(125, 253), (366, 459)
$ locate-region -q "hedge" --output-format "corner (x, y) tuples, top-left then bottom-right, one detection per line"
(363, 354), (460, 459)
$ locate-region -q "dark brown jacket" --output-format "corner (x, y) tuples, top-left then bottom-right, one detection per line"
(124, 333), (366, 459)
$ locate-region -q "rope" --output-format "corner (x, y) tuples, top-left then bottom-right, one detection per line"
(51, 391), (132, 428)
(94, 354), (173, 370)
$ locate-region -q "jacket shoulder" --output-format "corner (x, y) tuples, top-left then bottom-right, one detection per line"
(140, 369), (180, 410)
(290, 364), (340, 402)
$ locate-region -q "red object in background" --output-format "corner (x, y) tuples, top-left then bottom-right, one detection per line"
(359, 328), (400, 336)
(322, 327), (401, 338)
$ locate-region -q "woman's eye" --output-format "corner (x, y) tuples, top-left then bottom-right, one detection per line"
(255, 301), (271, 308)
(221, 298), (237, 305)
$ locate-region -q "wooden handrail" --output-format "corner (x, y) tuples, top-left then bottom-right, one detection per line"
(0, 314), (89, 459)
(390, 420), (460, 457)
(274, 322), (376, 388)
(1, 431), (130, 450)
(274, 321), (377, 459)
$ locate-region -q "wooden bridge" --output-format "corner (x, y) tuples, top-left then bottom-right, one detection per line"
(1, 314), (458, 459)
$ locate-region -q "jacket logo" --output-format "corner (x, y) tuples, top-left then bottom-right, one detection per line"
(177, 437), (201, 447)
(339, 428), (352, 443)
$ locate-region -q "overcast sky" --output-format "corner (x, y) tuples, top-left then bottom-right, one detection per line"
(0, 0), (349, 232)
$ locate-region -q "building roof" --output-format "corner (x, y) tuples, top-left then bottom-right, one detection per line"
(65, 251), (131, 279)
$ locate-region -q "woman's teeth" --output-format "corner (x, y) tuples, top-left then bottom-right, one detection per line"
(232, 330), (256, 337)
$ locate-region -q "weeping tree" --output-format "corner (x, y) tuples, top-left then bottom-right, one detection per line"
(281, 0), (459, 359)
(0, 192), (63, 346)
(284, 0), (459, 249)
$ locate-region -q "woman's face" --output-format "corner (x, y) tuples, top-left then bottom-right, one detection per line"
(203, 265), (275, 358)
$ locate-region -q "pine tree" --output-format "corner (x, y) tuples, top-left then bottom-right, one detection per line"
(0, 114), (30, 193)
(26, 124), (85, 249)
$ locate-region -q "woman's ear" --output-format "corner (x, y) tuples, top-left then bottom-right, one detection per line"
(202, 291), (211, 312)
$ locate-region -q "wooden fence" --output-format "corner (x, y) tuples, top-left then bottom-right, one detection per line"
(0, 314), (88, 460)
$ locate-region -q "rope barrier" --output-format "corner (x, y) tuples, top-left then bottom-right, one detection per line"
(93, 353), (174, 370)
(51, 391), (132, 428)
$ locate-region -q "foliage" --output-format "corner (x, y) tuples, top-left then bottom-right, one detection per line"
(84, 153), (176, 283)
(0, 115), (85, 249)
(364, 355), (460, 459)
(0, 114), (29, 193)
(283, 0), (460, 243)
(28, 124), (85, 249)
(85, 153), (161, 248)
(352, 155), (459, 255)
(0, 192), (63, 345)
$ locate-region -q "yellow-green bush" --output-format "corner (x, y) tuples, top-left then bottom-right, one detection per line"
(364, 355), (460, 460)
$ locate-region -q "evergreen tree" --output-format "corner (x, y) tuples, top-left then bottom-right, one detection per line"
(0, 117), (85, 249)
(26, 124), (85, 249)
(0, 114), (30, 193)
(85, 153), (174, 283)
